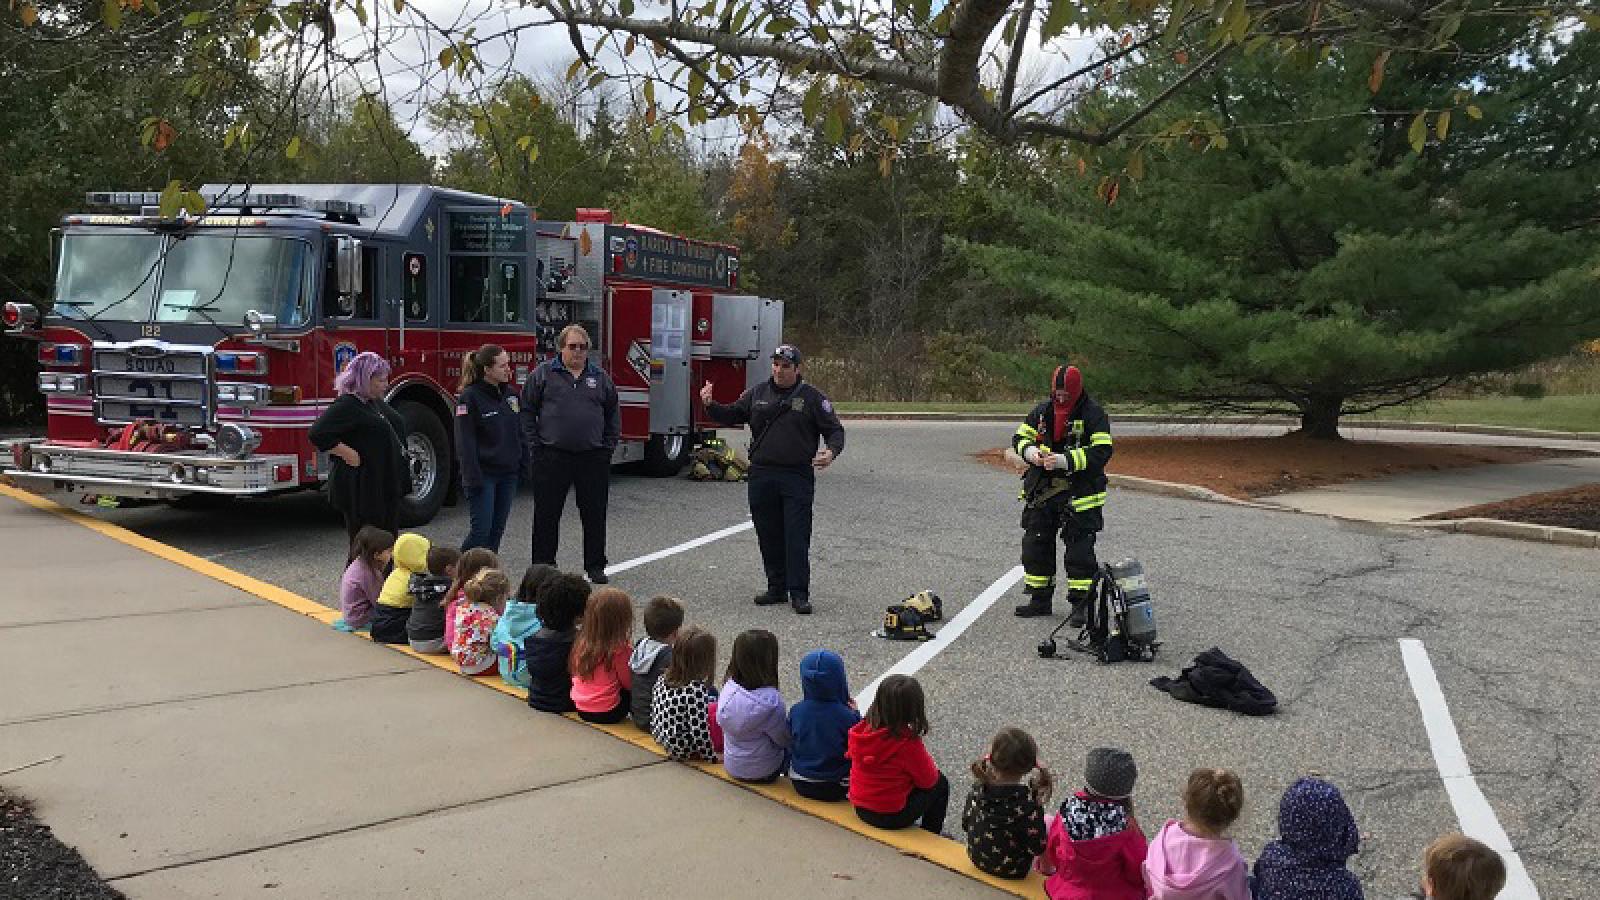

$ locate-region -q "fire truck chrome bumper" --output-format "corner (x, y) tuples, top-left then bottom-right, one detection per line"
(0, 443), (299, 498)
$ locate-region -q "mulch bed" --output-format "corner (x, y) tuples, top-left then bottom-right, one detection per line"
(1425, 483), (1600, 532)
(1, 788), (124, 900)
(973, 433), (1580, 500)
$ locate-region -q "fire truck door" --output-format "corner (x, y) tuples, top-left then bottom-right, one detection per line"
(649, 289), (692, 434)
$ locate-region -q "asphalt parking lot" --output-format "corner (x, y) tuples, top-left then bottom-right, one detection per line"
(83, 420), (1599, 899)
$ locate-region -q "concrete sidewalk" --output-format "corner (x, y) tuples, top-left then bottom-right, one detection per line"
(1254, 454), (1600, 523)
(0, 491), (1011, 899)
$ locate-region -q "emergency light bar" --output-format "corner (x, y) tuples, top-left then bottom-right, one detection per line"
(85, 191), (375, 219)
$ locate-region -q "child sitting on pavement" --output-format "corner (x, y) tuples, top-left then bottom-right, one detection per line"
(371, 532), (428, 644)
(333, 526), (392, 632)
(1038, 747), (1147, 900)
(717, 629), (791, 783)
(787, 649), (860, 802)
(1253, 776), (1364, 900)
(450, 569), (507, 676)
(443, 547), (498, 650)
(650, 626), (720, 761)
(963, 727), (1052, 879)
(570, 587), (635, 724)
(406, 546), (460, 654)
(493, 564), (556, 688)
(847, 674), (949, 835)
(524, 572), (591, 713)
(629, 596), (685, 732)
(1419, 833), (1505, 900)
(1144, 768), (1251, 900)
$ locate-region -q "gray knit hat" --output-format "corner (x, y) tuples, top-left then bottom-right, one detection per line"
(1084, 747), (1138, 800)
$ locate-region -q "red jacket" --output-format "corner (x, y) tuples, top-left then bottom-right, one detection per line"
(1042, 808), (1148, 900)
(846, 722), (939, 813)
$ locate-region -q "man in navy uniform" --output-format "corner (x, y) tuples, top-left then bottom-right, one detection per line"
(701, 344), (845, 615)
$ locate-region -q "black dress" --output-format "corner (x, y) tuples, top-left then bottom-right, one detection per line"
(308, 393), (410, 548)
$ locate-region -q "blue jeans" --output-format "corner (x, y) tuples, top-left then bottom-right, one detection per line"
(461, 471), (519, 553)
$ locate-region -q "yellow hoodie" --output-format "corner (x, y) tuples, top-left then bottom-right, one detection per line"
(378, 532), (430, 608)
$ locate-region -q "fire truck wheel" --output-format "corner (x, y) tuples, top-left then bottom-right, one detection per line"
(397, 400), (452, 526)
(641, 433), (690, 477)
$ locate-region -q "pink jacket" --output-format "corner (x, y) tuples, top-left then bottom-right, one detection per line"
(571, 642), (632, 713)
(1143, 820), (1252, 900)
(1042, 811), (1148, 900)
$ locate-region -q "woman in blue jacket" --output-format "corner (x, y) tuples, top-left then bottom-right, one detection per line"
(455, 344), (528, 553)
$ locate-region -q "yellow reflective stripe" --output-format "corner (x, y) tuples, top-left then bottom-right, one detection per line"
(1015, 424), (1039, 441)
(1090, 432), (1113, 446)
(1023, 574), (1054, 588)
(1066, 578), (1096, 591)
(1070, 448), (1087, 470)
(1070, 492), (1107, 511)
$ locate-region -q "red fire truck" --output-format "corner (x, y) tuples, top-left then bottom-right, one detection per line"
(0, 184), (782, 524)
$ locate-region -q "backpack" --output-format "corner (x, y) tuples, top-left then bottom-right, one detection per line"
(493, 600), (544, 688)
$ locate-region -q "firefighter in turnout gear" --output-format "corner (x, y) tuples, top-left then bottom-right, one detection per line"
(1012, 364), (1114, 622)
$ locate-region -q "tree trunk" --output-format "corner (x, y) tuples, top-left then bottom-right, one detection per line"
(1296, 394), (1345, 440)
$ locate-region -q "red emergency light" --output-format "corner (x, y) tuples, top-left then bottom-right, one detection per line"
(576, 208), (613, 223)
(4, 302), (39, 329)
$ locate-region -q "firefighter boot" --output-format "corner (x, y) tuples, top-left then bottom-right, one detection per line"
(789, 591), (813, 615)
(1066, 591), (1090, 628)
(1014, 589), (1053, 618)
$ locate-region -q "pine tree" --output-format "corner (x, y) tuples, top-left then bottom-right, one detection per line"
(963, 30), (1600, 438)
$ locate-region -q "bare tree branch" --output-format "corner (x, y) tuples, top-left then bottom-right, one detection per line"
(998, 0), (1034, 116)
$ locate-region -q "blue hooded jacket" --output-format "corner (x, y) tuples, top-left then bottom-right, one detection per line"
(787, 650), (861, 783)
(1253, 777), (1364, 900)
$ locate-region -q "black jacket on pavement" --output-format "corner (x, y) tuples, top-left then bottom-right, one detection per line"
(308, 393), (410, 522)
(1150, 647), (1279, 716)
(455, 380), (528, 488)
(962, 782), (1048, 879)
(705, 377), (845, 470)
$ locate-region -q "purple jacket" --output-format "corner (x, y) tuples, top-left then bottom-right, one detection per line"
(716, 682), (790, 780)
(338, 557), (382, 627)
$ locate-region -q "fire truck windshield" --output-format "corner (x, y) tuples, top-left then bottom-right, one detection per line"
(54, 232), (312, 328)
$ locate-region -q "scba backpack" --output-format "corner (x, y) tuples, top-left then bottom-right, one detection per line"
(1077, 559), (1160, 663)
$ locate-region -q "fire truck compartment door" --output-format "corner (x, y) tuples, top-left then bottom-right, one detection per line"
(751, 298), (784, 394)
(649, 289), (692, 433)
(709, 294), (763, 358)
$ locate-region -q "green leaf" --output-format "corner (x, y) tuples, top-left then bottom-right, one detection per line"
(353, 0), (367, 26)
(620, 0), (634, 14)
(643, 79), (655, 104)
(801, 80), (823, 123)
(1434, 12), (1462, 48)
(565, 57), (584, 81)
(1226, 0), (1248, 42)
(1041, 0), (1073, 41)
(1127, 150), (1145, 180)
(181, 10), (208, 26)
(144, 0), (158, 15)
(245, 36), (261, 61)
(1408, 111), (1428, 153)
(102, 0), (122, 29)
(181, 191), (207, 216)
(393, 0), (403, 13)
(223, 125), (238, 149)
(880, 114), (900, 140)
(587, 71), (607, 88)
(285, 136), (302, 160)
(687, 68), (704, 99)
(824, 104), (844, 144)
(1434, 109), (1451, 141)
(910, 0), (930, 24)
(526, 143), (539, 164)
(439, 46), (455, 70)
(765, 15), (795, 35)
(158, 181), (182, 218)
(1466, 104), (1482, 120)
(716, 60), (733, 80)
(1163, 0), (1190, 44)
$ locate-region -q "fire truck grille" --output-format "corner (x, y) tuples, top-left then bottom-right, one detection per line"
(93, 345), (213, 428)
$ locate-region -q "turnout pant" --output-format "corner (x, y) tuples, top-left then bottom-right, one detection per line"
(531, 447), (611, 573)
(1020, 501), (1102, 604)
(747, 466), (815, 598)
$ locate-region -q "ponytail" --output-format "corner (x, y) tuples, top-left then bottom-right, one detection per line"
(458, 343), (507, 393)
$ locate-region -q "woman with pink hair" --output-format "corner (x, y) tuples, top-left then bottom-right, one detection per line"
(310, 351), (411, 557)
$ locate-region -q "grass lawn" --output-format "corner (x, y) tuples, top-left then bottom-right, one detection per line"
(837, 394), (1600, 433)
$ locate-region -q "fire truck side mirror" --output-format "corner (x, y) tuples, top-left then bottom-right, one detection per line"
(244, 310), (278, 334)
(335, 236), (363, 298)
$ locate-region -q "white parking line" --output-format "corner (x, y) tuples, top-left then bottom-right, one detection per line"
(1399, 639), (1540, 900)
(854, 565), (1024, 712)
(604, 520), (755, 577)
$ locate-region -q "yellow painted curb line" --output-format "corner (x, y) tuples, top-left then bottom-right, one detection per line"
(0, 484), (1043, 897)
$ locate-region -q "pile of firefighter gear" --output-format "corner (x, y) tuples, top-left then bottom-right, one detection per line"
(687, 436), (749, 482)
